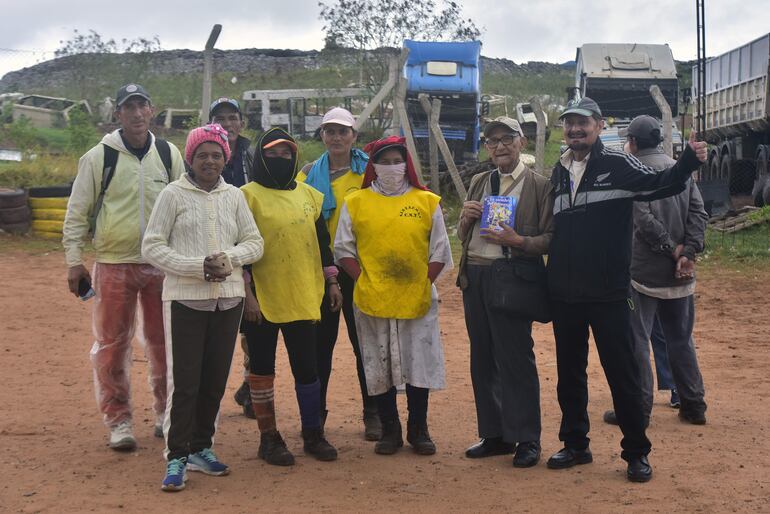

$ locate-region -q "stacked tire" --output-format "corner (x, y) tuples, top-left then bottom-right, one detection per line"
(28, 185), (71, 239)
(0, 188), (31, 234)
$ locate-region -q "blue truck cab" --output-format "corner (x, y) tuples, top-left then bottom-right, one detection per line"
(403, 39), (483, 164)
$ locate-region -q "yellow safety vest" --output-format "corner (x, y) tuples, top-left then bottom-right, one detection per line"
(298, 169), (363, 251)
(240, 181), (325, 323)
(345, 187), (440, 319)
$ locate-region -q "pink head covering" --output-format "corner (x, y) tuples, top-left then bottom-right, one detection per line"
(185, 123), (231, 164)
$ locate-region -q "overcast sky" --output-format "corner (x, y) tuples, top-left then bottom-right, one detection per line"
(1, 0), (767, 80)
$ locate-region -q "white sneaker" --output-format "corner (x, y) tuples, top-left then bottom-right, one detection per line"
(109, 420), (137, 451)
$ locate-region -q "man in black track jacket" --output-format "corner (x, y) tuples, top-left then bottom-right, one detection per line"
(545, 97), (707, 483)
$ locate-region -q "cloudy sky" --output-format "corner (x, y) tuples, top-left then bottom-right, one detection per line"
(0, 0), (767, 80)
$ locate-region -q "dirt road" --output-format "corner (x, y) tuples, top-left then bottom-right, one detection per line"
(1, 242), (768, 513)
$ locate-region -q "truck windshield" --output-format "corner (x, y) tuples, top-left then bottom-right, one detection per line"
(426, 61), (458, 76)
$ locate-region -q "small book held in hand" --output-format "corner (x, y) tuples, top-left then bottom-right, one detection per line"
(481, 196), (517, 231)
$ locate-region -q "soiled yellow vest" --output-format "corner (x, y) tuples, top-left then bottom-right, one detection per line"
(241, 181), (325, 323)
(345, 187), (440, 319)
(298, 169), (363, 251)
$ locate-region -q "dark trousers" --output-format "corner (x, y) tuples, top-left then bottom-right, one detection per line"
(630, 290), (706, 416)
(552, 300), (651, 460)
(463, 265), (541, 443)
(166, 300), (242, 461)
(316, 269), (374, 412)
(376, 384), (429, 426)
(650, 316), (675, 391)
(244, 318), (317, 385)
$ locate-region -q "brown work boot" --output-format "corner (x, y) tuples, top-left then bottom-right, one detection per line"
(302, 427), (338, 461)
(258, 430), (295, 466)
(406, 421), (436, 455)
(375, 419), (403, 455)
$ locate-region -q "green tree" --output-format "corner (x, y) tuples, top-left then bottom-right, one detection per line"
(67, 107), (99, 154)
(55, 29), (162, 57)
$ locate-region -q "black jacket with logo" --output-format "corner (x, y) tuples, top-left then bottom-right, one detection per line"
(547, 140), (702, 303)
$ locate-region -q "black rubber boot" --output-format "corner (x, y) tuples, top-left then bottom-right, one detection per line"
(375, 419), (404, 455)
(258, 430), (295, 466)
(406, 421), (436, 455)
(302, 427), (338, 461)
(363, 406), (382, 441)
(234, 381), (256, 419)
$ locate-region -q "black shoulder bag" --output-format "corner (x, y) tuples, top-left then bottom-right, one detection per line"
(488, 170), (552, 323)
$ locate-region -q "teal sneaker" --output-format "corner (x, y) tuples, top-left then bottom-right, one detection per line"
(187, 448), (230, 476)
(161, 458), (187, 492)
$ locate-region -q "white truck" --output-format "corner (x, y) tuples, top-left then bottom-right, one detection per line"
(572, 43), (683, 156)
(692, 33), (770, 206)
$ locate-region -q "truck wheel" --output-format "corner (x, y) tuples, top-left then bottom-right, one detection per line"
(730, 160), (756, 195)
(754, 150), (769, 207)
(0, 221), (31, 234)
(0, 188), (28, 209)
(708, 158), (720, 181)
(0, 205), (31, 224)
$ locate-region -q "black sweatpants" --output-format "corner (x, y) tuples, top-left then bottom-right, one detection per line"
(551, 299), (651, 461)
(244, 318), (317, 385)
(166, 300), (243, 461)
(315, 268), (373, 412)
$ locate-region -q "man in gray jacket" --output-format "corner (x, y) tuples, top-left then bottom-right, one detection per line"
(604, 115), (709, 426)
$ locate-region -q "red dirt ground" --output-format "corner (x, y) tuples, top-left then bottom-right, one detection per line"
(1, 240), (769, 513)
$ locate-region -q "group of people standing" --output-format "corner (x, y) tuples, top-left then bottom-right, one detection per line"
(62, 82), (708, 492)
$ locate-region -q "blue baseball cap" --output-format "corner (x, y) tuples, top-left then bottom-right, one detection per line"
(209, 98), (241, 119)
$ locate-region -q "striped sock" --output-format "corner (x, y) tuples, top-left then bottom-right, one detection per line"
(247, 374), (276, 432)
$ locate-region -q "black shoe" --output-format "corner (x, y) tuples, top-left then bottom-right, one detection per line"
(513, 441), (541, 468)
(320, 410), (328, 432)
(258, 430), (295, 466)
(234, 382), (256, 419)
(406, 422), (436, 455)
(375, 419), (403, 455)
(679, 409), (706, 425)
(465, 437), (515, 459)
(546, 447), (593, 469)
(363, 407), (382, 441)
(627, 455), (653, 482)
(603, 410), (619, 425)
(302, 427), (338, 461)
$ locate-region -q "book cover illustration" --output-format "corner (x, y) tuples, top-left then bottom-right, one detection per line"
(480, 196), (517, 231)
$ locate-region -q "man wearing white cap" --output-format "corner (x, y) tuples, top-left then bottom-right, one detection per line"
(298, 107), (381, 440)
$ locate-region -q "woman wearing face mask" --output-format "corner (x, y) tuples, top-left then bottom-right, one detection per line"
(142, 124), (264, 491)
(240, 128), (343, 467)
(297, 107), (380, 441)
(334, 136), (453, 456)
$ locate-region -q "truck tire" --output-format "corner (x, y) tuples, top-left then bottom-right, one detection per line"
(31, 208), (67, 221)
(730, 160), (755, 195)
(0, 205), (31, 224)
(753, 148), (769, 207)
(27, 185), (72, 198)
(31, 219), (64, 233)
(0, 221), (31, 234)
(29, 197), (69, 210)
(708, 157), (720, 181)
(0, 188), (28, 209)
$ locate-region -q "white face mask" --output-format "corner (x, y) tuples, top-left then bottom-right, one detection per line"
(373, 162), (407, 194)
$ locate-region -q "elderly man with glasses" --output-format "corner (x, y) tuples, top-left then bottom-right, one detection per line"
(456, 117), (554, 468)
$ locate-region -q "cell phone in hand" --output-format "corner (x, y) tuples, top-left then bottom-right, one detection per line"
(78, 277), (95, 301)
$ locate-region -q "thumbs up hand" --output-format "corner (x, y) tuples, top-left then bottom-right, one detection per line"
(688, 129), (708, 163)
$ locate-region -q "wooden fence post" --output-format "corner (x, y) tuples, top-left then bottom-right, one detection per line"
(529, 96), (547, 174)
(418, 95), (467, 198)
(650, 85), (673, 158)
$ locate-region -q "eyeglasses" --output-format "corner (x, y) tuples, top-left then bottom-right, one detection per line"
(485, 134), (519, 148)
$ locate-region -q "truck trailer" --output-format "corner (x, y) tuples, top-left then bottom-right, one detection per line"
(573, 43), (683, 155)
(692, 33), (770, 205)
(403, 39), (483, 164)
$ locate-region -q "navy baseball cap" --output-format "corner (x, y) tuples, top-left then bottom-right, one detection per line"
(209, 98), (241, 119)
(559, 97), (602, 119)
(116, 83), (151, 107)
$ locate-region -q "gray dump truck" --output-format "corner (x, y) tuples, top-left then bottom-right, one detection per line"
(693, 33), (770, 205)
(572, 43), (683, 155)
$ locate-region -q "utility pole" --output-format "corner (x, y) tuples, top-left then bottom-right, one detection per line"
(201, 24), (222, 122)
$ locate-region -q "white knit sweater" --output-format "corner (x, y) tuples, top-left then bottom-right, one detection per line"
(142, 175), (264, 301)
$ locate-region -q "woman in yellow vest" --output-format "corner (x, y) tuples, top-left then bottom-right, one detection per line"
(240, 128), (343, 466)
(297, 107), (381, 441)
(335, 136), (453, 456)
